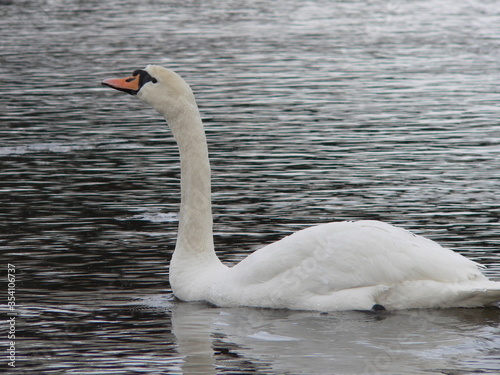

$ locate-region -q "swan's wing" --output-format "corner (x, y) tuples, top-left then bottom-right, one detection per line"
(221, 220), (486, 308)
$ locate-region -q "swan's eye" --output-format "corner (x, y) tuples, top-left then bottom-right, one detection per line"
(129, 69), (157, 90)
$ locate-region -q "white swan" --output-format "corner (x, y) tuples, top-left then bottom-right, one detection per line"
(102, 65), (500, 311)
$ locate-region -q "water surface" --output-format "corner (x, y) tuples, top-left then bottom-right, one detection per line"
(1, 0), (500, 373)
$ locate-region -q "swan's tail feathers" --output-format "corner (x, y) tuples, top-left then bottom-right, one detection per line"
(452, 285), (500, 308)
(377, 281), (500, 310)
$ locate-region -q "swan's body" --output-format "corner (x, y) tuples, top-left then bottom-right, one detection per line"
(103, 65), (500, 310)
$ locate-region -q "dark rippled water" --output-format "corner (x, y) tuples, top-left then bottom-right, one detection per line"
(1, 0), (500, 374)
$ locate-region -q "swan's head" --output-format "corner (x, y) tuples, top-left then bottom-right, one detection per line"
(102, 65), (197, 119)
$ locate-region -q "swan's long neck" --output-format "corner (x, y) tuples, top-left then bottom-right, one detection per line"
(160, 102), (220, 268)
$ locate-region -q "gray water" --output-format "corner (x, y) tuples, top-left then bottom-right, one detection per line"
(1, 0), (500, 374)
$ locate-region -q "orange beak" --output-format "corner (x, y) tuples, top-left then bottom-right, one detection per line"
(102, 75), (141, 95)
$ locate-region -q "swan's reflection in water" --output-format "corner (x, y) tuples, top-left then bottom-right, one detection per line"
(172, 303), (218, 375)
(168, 298), (500, 374)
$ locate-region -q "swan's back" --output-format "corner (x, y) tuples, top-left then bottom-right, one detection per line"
(233, 221), (484, 286)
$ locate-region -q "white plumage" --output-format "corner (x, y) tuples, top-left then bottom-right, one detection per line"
(103, 65), (500, 311)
